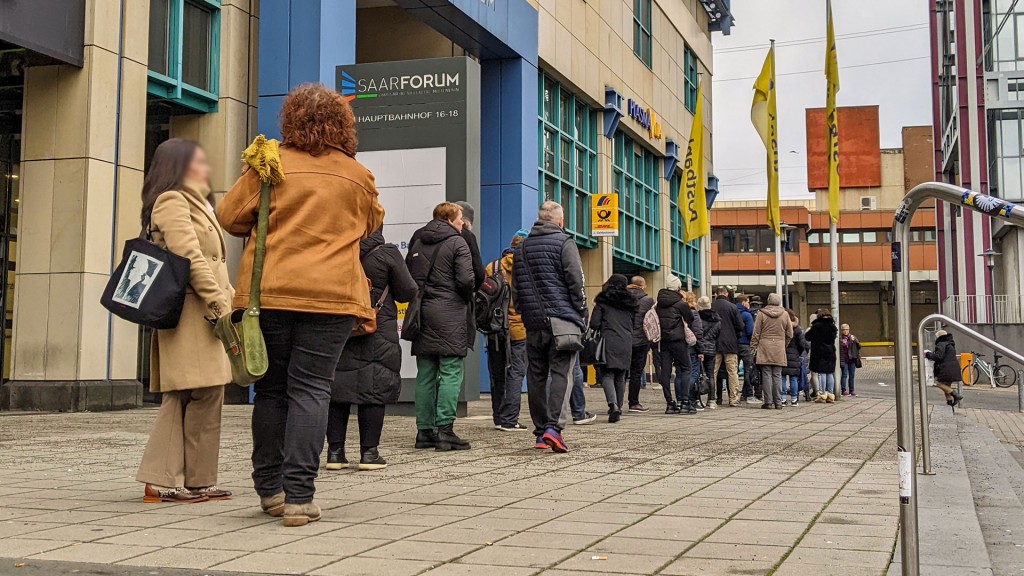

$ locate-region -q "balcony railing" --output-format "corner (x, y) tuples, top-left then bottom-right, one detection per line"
(942, 294), (1024, 324)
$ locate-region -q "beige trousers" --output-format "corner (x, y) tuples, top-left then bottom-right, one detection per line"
(136, 386), (224, 488)
(714, 353), (740, 405)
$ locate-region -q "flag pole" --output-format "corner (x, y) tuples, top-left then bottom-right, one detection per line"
(770, 38), (783, 296)
(826, 0), (841, 397)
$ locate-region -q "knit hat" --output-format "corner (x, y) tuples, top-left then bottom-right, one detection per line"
(935, 329), (948, 338)
(455, 201), (475, 225)
(665, 275), (682, 292)
(697, 296), (711, 311)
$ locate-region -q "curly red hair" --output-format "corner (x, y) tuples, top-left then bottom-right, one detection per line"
(279, 83), (358, 157)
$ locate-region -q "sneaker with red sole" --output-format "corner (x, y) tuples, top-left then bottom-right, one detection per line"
(534, 436), (548, 450)
(542, 428), (569, 453)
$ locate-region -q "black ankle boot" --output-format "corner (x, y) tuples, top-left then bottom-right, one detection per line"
(358, 447), (387, 471)
(608, 403), (621, 423)
(665, 401), (679, 414)
(435, 424), (471, 451)
(414, 429), (438, 449)
(326, 447), (347, 470)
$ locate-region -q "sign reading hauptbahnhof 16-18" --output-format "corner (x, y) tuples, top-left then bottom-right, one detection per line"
(591, 194), (619, 237)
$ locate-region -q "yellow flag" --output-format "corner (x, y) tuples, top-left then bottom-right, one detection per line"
(751, 46), (780, 235)
(826, 0), (841, 223)
(681, 80), (709, 242)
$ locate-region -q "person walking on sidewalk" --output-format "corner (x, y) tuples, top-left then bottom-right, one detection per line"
(783, 309), (808, 406)
(512, 201), (588, 453)
(327, 228), (418, 471)
(696, 296), (720, 409)
(406, 202), (476, 452)
(483, 231), (529, 432)
(135, 139), (234, 505)
(712, 286), (745, 407)
(626, 276), (654, 413)
(655, 276), (695, 414)
(590, 274), (638, 422)
(219, 84), (385, 526)
(839, 323), (861, 397)
(806, 309), (839, 404)
(749, 294), (792, 410)
(925, 329), (964, 408)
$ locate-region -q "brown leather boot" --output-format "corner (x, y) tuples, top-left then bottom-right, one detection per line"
(283, 501), (322, 527)
(143, 485), (208, 504)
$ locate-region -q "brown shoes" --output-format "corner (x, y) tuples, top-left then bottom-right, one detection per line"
(260, 492), (285, 517)
(188, 486), (233, 501)
(283, 501), (322, 527)
(143, 485), (208, 504)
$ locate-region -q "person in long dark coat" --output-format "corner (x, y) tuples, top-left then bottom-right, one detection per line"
(327, 228), (418, 471)
(806, 310), (839, 403)
(590, 274), (638, 422)
(782, 309), (808, 406)
(696, 297), (721, 408)
(656, 275), (695, 414)
(925, 330), (964, 407)
(407, 203), (475, 451)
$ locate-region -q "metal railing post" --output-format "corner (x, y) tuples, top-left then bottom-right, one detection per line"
(916, 319), (934, 476)
(893, 182), (1024, 576)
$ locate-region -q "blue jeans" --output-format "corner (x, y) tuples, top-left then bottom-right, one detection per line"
(784, 375), (800, 400)
(840, 361), (857, 394)
(569, 355), (586, 420)
(818, 372), (835, 395)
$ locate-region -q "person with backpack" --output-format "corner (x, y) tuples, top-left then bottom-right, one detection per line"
(627, 276), (656, 413)
(327, 227), (418, 471)
(590, 274), (638, 422)
(481, 231), (529, 432)
(782, 309), (808, 406)
(695, 296), (720, 409)
(655, 275), (695, 414)
(806, 309), (839, 404)
(406, 202), (475, 451)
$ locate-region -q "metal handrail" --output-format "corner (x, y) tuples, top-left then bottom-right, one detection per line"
(915, 313), (1024, 476)
(893, 182), (1024, 576)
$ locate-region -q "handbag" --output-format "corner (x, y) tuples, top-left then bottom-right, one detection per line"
(684, 322), (697, 346)
(400, 241), (443, 342)
(101, 234), (191, 329)
(352, 285), (390, 338)
(213, 136), (281, 386)
(696, 364), (710, 396)
(521, 239), (583, 352)
(579, 328), (606, 366)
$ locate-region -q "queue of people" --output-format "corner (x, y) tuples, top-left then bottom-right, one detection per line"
(130, 82), (883, 528)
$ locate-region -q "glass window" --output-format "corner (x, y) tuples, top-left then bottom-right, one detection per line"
(807, 232), (821, 245)
(841, 232), (861, 243)
(538, 71), (598, 246)
(147, 0), (220, 113)
(612, 131), (660, 270)
(862, 231), (878, 243)
(684, 47), (699, 113)
(739, 229), (755, 253)
(759, 229), (776, 252)
(721, 229), (738, 253)
(633, 0), (652, 68)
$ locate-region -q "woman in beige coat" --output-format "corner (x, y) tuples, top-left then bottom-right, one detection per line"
(749, 293), (793, 410)
(135, 139), (234, 504)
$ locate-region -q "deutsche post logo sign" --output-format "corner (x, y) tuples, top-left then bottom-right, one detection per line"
(591, 194), (619, 237)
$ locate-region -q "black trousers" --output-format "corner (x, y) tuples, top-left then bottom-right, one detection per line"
(701, 353), (718, 402)
(659, 339), (691, 406)
(628, 344), (649, 406)
(326, 403), (386, 452)
(525, 330), (574, 436)
(740, 344), (759, 399)
(599, 367), (626, 409)
(486, 333), (526, 427)
(252, 310), (353, 505)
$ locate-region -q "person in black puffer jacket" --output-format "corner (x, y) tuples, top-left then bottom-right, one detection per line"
(407, 203), (475, 451)
(925, 330), (964, 407)
(328, 228), (418, 471)
(626, 277), (655, 412)
(590, 274), (638, 422)
(696, 297), (720, 408)
(655, 275), (694, 414)
(782, 309), (808, 405)
(806, 310), (839, 403)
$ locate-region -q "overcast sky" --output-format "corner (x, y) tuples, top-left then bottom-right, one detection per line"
(711, 0), (932, 200)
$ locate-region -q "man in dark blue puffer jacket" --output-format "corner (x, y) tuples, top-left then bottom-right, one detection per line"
(512, 201), (586, 453)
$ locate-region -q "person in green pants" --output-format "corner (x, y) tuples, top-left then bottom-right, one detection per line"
(405, 202), (476, 451)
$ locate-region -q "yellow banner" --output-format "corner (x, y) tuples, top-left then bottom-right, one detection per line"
(681, 80), (709, 242)
(591, 193), (619, 237)
(826, 0), (841, 224)
(751, 46), (780, 235)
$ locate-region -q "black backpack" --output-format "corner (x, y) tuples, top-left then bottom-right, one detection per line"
(475, 258), (510, 335)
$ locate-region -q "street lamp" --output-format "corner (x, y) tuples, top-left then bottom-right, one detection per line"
(779, 222), (796, 308)
(979, 248), (1001, 337)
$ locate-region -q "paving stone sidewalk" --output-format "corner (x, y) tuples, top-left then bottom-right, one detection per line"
(0, 391), (900, 575)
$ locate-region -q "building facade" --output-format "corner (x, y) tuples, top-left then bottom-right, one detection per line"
(930, 0), (1024, 323)
(710, 113), (938, 354)
(0, 0), (732, 409)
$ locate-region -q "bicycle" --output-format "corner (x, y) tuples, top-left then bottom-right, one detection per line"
(962, 352), (1019, 388)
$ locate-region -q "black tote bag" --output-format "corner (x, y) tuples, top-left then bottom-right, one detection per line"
(100, 236), (190, 329)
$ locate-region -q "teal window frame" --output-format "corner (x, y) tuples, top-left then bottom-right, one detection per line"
(538, 71), (599, 247)
(612, 132), (660, 271)
(668, 173), (702, 286)
(633, 0), (652, 68)
(684, 46), (698, 113)
(147, 0), (221, 113)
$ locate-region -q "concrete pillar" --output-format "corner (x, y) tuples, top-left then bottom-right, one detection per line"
(2, 0), (150, 411)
